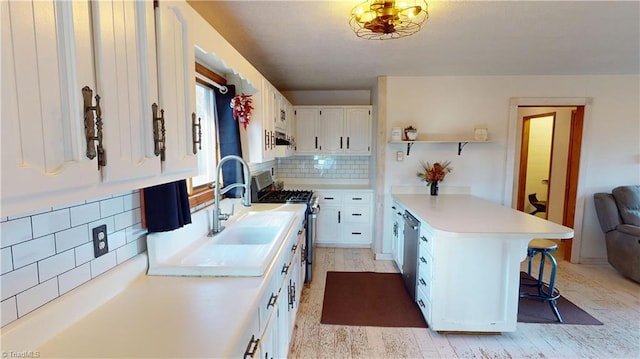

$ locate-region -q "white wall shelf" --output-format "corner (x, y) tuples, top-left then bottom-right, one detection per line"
(388, 140), (490, 156)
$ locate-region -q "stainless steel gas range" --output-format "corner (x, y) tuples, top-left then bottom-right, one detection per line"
(250, 171), (319, 283)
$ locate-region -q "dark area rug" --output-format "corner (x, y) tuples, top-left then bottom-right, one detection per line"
(321, 271), (427, 328)
(321, 271), (602, 328)
(518, 271), (602, 325)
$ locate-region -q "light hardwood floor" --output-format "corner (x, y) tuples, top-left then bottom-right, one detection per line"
(289, 247), (640, 359)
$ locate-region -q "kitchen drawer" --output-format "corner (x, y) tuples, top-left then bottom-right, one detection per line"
(342, 205), (371, 223)
(317, 191), (342, 204)
(419, 227), (433, 256)
(232, 309), (260, 358)
(259, 268), (282, 331)
(341, 224), (372, 244)
(417, 260), (431, 300)
(343, 192), (372, 204)
(417, 252), (432, 279)
(416, 286), (432, 324)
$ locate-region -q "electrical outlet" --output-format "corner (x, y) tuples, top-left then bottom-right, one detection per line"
(92, 224), (108, 258)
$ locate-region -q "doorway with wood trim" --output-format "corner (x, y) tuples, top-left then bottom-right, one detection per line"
(516, 106), (584, 261)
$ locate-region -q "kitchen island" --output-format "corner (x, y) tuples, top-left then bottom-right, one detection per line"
(393, 194), (574, 333)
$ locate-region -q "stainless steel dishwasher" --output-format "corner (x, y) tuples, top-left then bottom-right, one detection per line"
(402, 211), (420, 301)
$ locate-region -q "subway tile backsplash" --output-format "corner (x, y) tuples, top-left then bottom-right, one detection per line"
(0, 190), (146, 327)
(276, 156), (370, 179)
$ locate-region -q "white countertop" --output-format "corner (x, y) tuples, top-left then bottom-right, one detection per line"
(4, 203), (308, 358)
(36, 272), (262, 358)
(393, 194), (574, 239)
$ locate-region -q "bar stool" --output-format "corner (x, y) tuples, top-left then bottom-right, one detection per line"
(520, 238), (563, 322)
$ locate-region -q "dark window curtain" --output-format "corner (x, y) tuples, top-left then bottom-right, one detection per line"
(214, 85), (245, 197)
(143, 180), (191, 233)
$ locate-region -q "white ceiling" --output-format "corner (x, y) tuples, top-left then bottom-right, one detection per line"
(188, 1), (640, 91)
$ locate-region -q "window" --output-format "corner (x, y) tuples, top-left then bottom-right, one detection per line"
(193, 81), (218, 188)
(188, 63), (226, 207)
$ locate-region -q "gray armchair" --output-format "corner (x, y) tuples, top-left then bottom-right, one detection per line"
(594, 185), (640, 283)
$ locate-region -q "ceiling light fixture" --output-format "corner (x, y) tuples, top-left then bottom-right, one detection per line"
(349, 0), (429, 40)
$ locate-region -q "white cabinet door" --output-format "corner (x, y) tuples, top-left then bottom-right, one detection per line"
(316, 205), (341, 244)
(319, 108), (344, 154)
(155, 0), (197, 177)
(1, 1), (100, 214)
(294, 108), (320, 154)
(93, 0), (160, 183)
(345, 107), (371, 154)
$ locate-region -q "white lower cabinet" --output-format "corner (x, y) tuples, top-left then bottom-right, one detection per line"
(240, 219), (305, 358)
(390, 200), (405, 272)
(316, 190), (374, 247)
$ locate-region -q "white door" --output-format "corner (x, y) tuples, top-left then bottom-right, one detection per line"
(316, 205), (341, 244)
(1, 0), (100, 214)
(92, 0), (160, 183)
(155, 1), (197, 177)
(345, 107), (371, 154)
(295, 108), (320, 154)
(320, 108), (344, 154)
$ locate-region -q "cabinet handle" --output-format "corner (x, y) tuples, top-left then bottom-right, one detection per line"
(324, 197), (334, 200)
(392, 206), (397, 210)
(420, 256), (427, 264)
(271, 131), (275, 149)
(292, 244), (298, 252)
(420, 236), (429, 243)
(351, 232), (362, 235)
(265, 130), (269, 150)
(340, 136), (343, 149)
(82, 86), (106, 169)
(289, 281), (296, 309)
(419, 278), (427, 286)
(281, 263), (289, 275)
(352, 197), (363, 200)
(243, 335), (260, 359)
(151, 103), (166, 162)
(352, 213), (362, 216)
(315, 136), (318, 149)
(418, 299), (426, 308)
(192, 113), (202, 154)
(267, 293), (278, 309)
(338, 211), (341, 223)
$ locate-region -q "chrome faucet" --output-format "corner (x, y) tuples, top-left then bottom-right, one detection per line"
(209, 155), (252, 235)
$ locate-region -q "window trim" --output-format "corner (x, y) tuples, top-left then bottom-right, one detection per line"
(188, 63), (227, 208)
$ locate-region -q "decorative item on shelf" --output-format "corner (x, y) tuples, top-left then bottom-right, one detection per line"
(349, 0), (429, 40)
(474, 127), (488, 141)
(404, 125), (418, 141)
(416, 160), (452, 196)
(391, 127), (403, 141)
(230, 94), (254, 129)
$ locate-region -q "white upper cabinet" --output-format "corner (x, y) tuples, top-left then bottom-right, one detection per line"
(246, 79), (294, 163)
(155, 0), (197, 176)
(344, 107), (372, 154)
(1, 0), (197, 217)
(319, 108), (345, 154)
(93, 0), (160, 183)
(294, 108), (320, 154)
(2, 0), (100, 212)
(294, 106), (372, 156)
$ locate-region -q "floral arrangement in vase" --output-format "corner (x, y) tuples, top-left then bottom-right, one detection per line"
(416, 160), (453, 195)
(230, 94), (254, 129)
